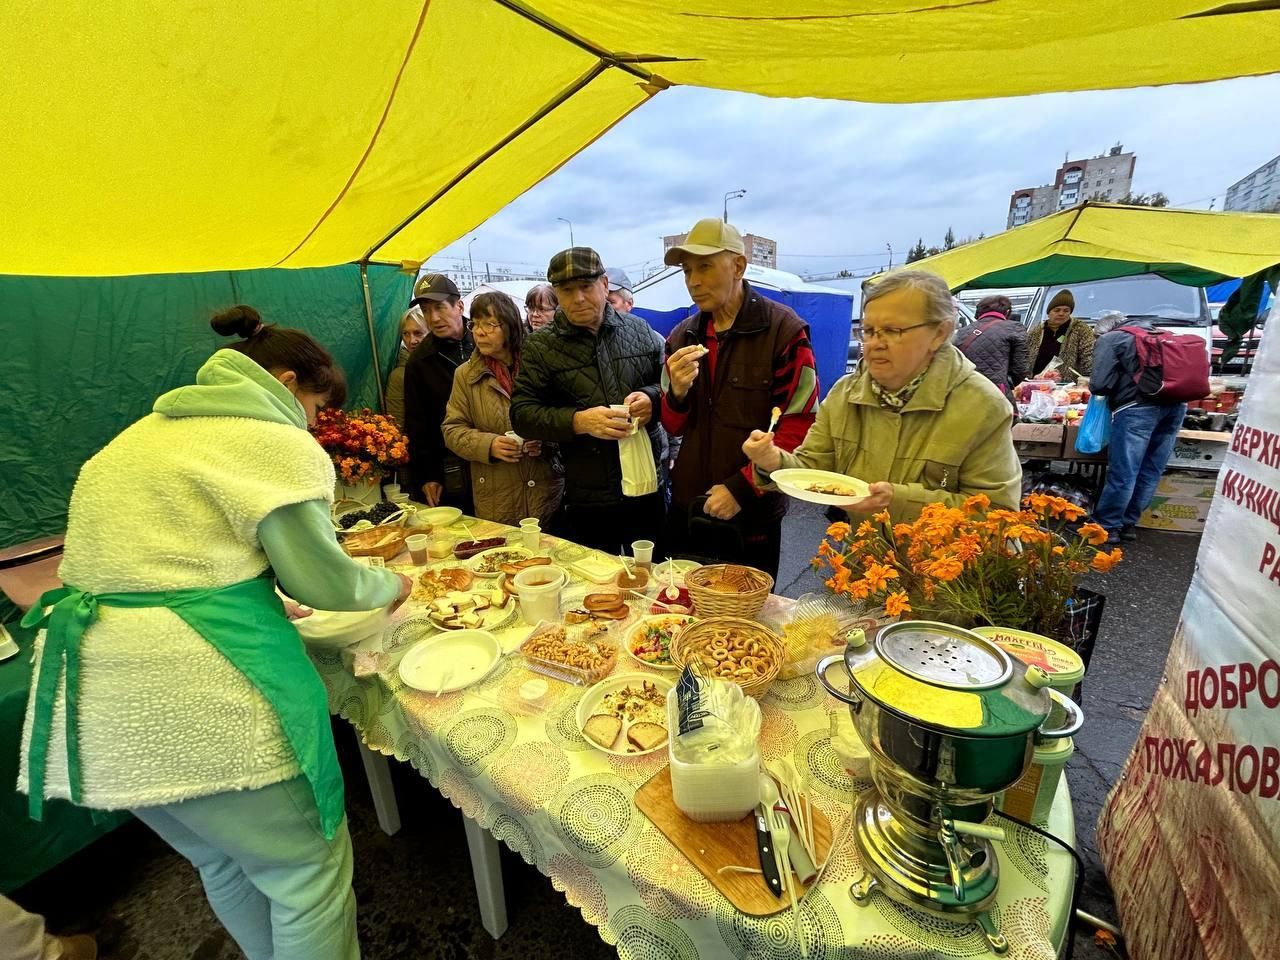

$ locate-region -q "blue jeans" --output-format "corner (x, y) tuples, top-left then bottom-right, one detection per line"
(133, 777), (358, 960)
(1095, 402), (1187, 534)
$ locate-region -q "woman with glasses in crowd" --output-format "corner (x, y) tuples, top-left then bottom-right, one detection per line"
(443, 293), (563, 526)
(743, 270), (1020, 521)
(524, 284), (557, 332)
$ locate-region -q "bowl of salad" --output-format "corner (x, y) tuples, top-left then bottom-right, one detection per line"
(624, 614), (697, 671)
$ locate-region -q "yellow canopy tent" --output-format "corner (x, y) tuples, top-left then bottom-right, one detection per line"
(4, 1), (1280, 278)
(865, 202), (1280, 290)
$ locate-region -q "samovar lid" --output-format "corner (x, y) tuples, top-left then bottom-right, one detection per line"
(846, 620), (1050, 736)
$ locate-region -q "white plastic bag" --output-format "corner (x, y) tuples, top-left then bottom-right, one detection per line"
(1024, 390), (1057, 422)
(618, 428), (658, 497)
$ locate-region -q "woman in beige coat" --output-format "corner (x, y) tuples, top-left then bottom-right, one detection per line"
(443, 293), (563, 526)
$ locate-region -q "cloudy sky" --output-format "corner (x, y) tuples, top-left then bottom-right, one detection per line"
(423, 73), (1280, 284)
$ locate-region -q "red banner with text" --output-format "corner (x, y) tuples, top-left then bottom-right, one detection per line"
(1097, 302), (1280, 960)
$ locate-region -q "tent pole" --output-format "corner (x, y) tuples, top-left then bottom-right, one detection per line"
(359, 261), (386, 409)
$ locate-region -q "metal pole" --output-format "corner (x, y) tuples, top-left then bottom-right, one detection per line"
(359, 261), (386, 410)
(886, 243), (893, 270)
(557, 217), (574, 247)
(467, 236), (478, 289)
(722, 189), (745, 222)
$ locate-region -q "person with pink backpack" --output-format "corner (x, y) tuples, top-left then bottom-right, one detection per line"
(1089, 314), (1210, 543)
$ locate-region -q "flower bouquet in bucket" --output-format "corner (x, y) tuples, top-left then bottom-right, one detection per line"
(310, 408), (409, 501)
(812, 494), (1122, 639)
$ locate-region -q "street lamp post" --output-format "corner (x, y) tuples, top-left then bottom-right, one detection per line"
(467, 236), (478, 287)
(723, 189), (746, 222)
(556, 217), (574, 247)
(886, 242), (893, 271)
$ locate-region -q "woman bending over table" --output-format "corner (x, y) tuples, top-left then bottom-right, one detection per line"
(743, 270), (1021, 522)
(19, 306), (411, 960)
(443, 292), (563, 526)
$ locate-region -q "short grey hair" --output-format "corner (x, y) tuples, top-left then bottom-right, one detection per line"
(1095, 310), (1126, 336)
(864, 270), (957, 333)
(398, 305), (424, 334)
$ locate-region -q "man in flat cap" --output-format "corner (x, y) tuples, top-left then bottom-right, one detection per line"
(511, 248), (665, 551)
(403, 273), (474, 510)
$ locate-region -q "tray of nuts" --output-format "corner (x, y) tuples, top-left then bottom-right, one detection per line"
(518, 621), (618, 686)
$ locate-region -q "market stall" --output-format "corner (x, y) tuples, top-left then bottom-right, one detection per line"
(313, 513), (1081, 957)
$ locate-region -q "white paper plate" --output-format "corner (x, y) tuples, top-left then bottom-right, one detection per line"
(426, 597), (518, 632)
(575, 673), (674, 756)
(469, 545), (534, 578)
(398, 629), (501, 693)
(623, 614), (698, 671)
(770, 468), (872, 506)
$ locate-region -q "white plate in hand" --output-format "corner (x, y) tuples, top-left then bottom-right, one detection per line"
(398, 629), (500, 693)
(770, 468), (871, 506)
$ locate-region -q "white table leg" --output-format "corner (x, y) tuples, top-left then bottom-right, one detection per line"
(358, 740), (401, 836)
(463, 813), (508, 939)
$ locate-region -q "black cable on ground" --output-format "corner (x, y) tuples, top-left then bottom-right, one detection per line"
(992, 808), (1090, 960)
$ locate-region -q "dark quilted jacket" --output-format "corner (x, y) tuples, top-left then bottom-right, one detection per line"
(510, 305), (663, 507)
(953, 318), (1030, 394)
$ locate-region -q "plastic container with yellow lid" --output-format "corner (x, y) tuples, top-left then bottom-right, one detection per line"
(972, 626), (1083, 733)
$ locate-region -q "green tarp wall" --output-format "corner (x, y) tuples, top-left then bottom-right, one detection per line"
(0, 263), (412, 620)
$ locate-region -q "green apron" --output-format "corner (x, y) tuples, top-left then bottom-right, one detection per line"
(21, 576), (345, 839)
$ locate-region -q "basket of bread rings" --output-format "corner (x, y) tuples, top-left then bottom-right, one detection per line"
(670, 616), (784, 700)
(684, 563), (773, 619)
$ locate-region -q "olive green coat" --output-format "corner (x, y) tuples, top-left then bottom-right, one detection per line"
(1027, 317), (1094, 379)
(769, 346), (1021, 521)
(442, 354), (563, 526)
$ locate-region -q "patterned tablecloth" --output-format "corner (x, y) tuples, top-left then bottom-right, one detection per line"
(313, 521), (1075, 960)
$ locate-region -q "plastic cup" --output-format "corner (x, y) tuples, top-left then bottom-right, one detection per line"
(428, 538), (453, 560)
(609, 403), (636, 435)
(505, 430), (524, 445)
(521, 525), (542, 550)
(406, 534), (429, 565)
(632, 539), (655, 568)
(519, 517), (540, 528)
(383, 483), (401, 499)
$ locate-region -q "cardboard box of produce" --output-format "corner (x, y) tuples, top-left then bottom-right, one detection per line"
(1012, 422), (1065, 458)
(1155, 471), (1218, 501)
(1138, 495), (1212, 533)
(1168, 431), (1229, 471)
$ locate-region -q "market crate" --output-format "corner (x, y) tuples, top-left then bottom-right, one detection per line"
(1012, 422), (1065, 459)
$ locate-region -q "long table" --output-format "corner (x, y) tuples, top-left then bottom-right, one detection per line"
(317, 519), (1077, 958)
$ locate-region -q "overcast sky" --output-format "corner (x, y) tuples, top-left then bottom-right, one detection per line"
(423, 73), (1280, 283)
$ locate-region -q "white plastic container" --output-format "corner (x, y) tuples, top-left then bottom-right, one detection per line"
(513, 564), (567, 626)
(997, 735), (1074, 824)
(666, 690), (760, 822)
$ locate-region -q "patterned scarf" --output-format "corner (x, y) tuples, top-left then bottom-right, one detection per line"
(483, 354), (517, 396)
(869, 368), (928, 410)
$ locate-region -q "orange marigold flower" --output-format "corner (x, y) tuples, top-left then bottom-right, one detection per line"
(1078, 523), (1109, 547)
(856, 520), (876, 538)
(1090, 547), (1123, 572)
(873, 510), (891, 524)
(826, 521), (851, 540)
(1061, 504), (1086, 521)
(863, 562), (899, 592)
(831, 566), (853, 592)
(817, 541), (833, 558)
(848, 579), (872, 600)
(927, 557), (964, 582)
(1052, 545), (1065, 556)
(963, 493), (991, 514)
(884, 591), (912, 617)
(893, 523), (913, 540)
(1024, 493), (1051, 513)
(953, 535), (981, 563)
(829, 552), (848, 571)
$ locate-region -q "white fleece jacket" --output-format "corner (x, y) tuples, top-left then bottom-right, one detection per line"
(20, 355), (335, 810)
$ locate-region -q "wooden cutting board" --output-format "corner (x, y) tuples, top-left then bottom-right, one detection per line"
(635, 765), (835, 916)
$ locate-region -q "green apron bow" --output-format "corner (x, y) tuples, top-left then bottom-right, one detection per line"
(22, 576), (345, 838)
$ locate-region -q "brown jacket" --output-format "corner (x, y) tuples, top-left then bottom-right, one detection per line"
(1027, 317), (1095, 379)
(442, 354), (563, 526)
(663, 283), (809, 513)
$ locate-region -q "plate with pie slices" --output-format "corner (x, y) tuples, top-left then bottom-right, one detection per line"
(770, 468), (871, 507)
(575, 673), (674, 756)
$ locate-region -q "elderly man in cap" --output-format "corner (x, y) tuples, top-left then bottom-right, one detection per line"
(403, 273), (475, 510)
(660, 218), (819, 577)
(511, 248), (665, 551)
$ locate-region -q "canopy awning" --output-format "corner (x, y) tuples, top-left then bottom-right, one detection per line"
(4, 2), (1280, 277)
(868, 203), (1280, 291)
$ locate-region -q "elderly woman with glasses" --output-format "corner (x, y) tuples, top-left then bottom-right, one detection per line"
(443, 292), (563, 526)
(524, 284), (558, 332)
(743, 270), (1021, 520)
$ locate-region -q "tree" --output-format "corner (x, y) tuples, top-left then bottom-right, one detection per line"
(906, 238), (929, 263)
(943, 227), (956, 251)
(1116, 191), (1170, 207)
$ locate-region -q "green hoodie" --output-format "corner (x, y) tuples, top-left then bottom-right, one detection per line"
(154, 348), (308, 427)
(158, 349), (398, 612)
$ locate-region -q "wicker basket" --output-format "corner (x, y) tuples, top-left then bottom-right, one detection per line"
(341, 525), (409, 562)
(672, 616), (784, 699)
(685, 564), (773, 618)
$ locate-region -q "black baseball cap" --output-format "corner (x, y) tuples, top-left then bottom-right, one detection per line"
(410, 273), (460, 307)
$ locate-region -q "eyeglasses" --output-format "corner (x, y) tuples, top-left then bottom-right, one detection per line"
(467, 320), (501, 333)
(855, 322), (938, 344)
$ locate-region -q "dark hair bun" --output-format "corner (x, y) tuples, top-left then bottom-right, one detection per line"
(211, 305), (263, 339)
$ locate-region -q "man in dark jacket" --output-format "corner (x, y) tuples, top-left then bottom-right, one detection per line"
(660, 219), (819, 578)
(403, 273), (474, 510)
(510, 248), (665, 551)
(953, 294), (1029, 398)
(1089, 316), (1188, 544)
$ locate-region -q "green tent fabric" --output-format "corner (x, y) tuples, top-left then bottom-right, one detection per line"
(0, 264), (411, 559)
